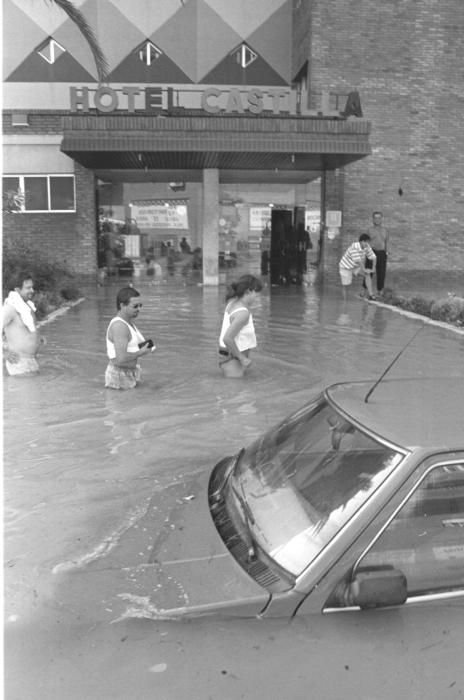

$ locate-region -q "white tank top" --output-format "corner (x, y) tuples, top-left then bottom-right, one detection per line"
(106, 317), (145, 359)
(219, 302), (257, 352)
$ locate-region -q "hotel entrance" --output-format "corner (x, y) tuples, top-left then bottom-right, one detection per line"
(95, 175), (323, 283)
(61, 109), (371, 282)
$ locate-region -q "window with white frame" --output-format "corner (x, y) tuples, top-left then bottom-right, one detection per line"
(2, 175), (75, 213)
(37, 38), (66, 64)
(138, 42), (163, 66)
(231, 44), (258, 69)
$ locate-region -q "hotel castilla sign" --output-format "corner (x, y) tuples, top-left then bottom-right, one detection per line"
(69, 85), (294, 116)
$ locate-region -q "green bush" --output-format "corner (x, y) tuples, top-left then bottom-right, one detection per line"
(430, 296), (464, 325)
(382, 288), (464, 327)
(390, 294), (410, 310)
(2, 240), (81, 320)
(407, 296), (434, 317)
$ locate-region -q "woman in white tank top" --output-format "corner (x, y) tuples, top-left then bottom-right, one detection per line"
(218, 274), (262, 378)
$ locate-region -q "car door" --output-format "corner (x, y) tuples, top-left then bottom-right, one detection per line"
(294, 454), (464, 616)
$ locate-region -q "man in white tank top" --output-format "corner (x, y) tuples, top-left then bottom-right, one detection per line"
(105, 286), (156, 390)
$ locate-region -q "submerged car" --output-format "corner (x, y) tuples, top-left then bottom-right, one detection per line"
(150, 377), (464, 619)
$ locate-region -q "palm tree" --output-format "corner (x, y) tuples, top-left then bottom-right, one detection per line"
(44, 0), (108, 82)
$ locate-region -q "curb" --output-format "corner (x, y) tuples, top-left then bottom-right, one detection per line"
(36, 297), (85, 328)
(369, 299), (464, 335)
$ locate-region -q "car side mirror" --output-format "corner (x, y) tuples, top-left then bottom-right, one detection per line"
(349, 565), (408, 609)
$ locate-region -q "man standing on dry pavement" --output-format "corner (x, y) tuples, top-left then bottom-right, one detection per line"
(367, 210), (389, 295)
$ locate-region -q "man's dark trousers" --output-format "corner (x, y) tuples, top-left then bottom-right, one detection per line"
(374, 250), (387, 292)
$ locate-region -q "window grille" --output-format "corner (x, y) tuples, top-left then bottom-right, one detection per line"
(232, 44), (258, 69)
(37, 38), (66, 64)
(138, 42), (162, 66)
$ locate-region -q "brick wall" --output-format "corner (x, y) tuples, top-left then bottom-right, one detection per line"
(294, 0), (464, 277)
(3, 112), (64, 134)
(3, 154), (97, 277)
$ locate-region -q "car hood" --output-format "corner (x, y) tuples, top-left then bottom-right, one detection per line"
(116, 468), (270, 620)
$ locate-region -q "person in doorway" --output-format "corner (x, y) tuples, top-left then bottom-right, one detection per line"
(145, 246), (162, 281)
(180, 237), (191, 254)
(296, 222), (313, 282)
(339, 234), (377, 301)
(2, 273), (45, 376)
(166, 242), (176, 276)
(260, 221), (271, 275)
(105, 287), (156, 390)
(145, 246), (156, 277)
(218, 274), (263, 378)
(367, 211), (389, 295)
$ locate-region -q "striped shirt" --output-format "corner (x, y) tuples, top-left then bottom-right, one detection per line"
(339, 242), (376, 270)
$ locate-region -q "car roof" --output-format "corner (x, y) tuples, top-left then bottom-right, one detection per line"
(325, 378), (464, 452)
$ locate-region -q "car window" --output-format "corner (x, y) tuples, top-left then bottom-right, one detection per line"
(233, 400), (403, 576)
(355, 462), (464, 598)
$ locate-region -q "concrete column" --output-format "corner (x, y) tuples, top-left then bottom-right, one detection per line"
(202, 168), (219, 285)
(320, 169), (345, 285)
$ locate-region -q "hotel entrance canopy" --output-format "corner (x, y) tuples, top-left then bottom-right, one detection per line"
(61, 113), (371, 182)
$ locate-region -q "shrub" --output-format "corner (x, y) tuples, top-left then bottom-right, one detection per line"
(2, 240), (81, 319)
(390, 294), (410, 310)
(60, 284), (81, 302)
(382, 288), (464, 328)
(407, 296), (434, 318)
(430, 296), (464, 324)
(381, 287), (395, 303)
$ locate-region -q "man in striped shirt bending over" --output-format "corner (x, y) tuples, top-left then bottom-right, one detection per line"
(339, 234), (377, 301)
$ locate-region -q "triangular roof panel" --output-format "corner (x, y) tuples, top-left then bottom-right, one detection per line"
(150, 0), (199, 82)
(246, 1), (292, 83)
(108, 0), (181, 35)
(10, 0), (87, 35)
(108, 50), (193, 84)
(53, 0), (145, 78)
(6, 49), (95, 83)
(200, 49), (287, 86)
(195, 0), (243, 82)
(203, 0), (288, 37)
(3, 0), (48, 79)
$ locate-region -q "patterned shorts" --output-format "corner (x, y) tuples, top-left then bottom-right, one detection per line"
(105, 362), (141, 390)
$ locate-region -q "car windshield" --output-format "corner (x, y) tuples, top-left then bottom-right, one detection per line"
(232, 398), (404, 576)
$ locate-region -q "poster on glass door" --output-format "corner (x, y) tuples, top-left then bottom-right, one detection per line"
(130, 201), (189, 229)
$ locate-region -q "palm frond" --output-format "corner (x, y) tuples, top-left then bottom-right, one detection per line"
(44, 0), (109, 83)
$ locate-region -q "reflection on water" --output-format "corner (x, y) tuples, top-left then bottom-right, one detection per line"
(3, 278), (464, 624)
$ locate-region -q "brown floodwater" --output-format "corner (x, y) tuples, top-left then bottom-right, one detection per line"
(4, 275), (464, 699)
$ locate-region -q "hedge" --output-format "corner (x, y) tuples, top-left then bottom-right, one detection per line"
(2, 240), (81, 320)
(381, 287), (464, 328)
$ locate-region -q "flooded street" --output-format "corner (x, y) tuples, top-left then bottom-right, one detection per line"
(4, 276), (464, 699)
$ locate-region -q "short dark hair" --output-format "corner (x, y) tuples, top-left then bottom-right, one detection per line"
(225, 274), (263, 301)
(359, 233), (371, 243)
(9, 272), (33, 291)
(372, 211), (383, 217)
(116, 286), (140, 309)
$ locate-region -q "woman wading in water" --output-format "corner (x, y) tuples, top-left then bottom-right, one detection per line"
(218, 274), (262, 378)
